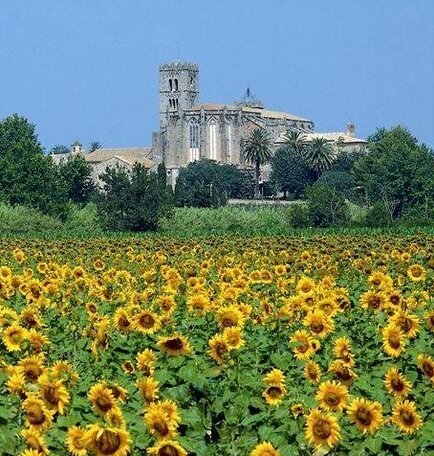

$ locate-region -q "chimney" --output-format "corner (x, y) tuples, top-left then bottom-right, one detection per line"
(71, 141), (82, 155)
(346, 123), (355, 137)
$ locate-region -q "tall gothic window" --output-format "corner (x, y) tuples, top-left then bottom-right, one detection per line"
(169, 79), (173, 92)
(174, 79), (179, 91)
(189, 122), (199, 162)
(208, 120), (217, 161)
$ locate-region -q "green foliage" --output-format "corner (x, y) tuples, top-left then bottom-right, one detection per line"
(89, 141), (102, 152)
(362, 202), (393, 228)
(330, 148), (366, 173)
(271, 146), (315, 199)
(58, 154), (95, 205)
(287, 203), (310, 228)
(353, 126), (434, 218)
(317, 170), (355, 200)
(174, 159), (253, 207)
(242, 128), (273, 196)
(96, 163), (172, 231)
(50, 144), (70, 155)
(302, 137), (335, 174)
(305, 182), (350, 227)
(0, 114), (69, 219)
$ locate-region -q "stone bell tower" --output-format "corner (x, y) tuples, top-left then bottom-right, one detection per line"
(159, 61), (199, 128)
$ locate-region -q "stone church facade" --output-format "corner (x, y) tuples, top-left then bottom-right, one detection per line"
(52, 61), (366, 187)
(154, 61), (322, 186)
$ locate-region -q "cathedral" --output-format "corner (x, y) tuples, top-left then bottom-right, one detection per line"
(153, 61), (366, 186)
(52, 61), (366, 186)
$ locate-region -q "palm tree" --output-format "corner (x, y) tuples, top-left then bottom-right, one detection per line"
(302, 138), (335, 174)
(242, 128), (273, 197)
(89, 141), (102, 153)
(282, 129), (307, 155)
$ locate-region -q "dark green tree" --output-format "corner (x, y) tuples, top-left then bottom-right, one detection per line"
(50, 144), (70, 155)
(270, 146), (315, 199)
(302, 138), (335, 175)
(242, 128), (273, 196)
(0, 114), (68, 218)
(353, 126), (434, 218)
(96, 164), (172, 231)
(174, 159), (253, 207)
(281, 129), (307, 155)
(58, 154), (95, 205)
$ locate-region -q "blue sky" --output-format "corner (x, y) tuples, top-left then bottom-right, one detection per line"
(0, 1), (432, 151)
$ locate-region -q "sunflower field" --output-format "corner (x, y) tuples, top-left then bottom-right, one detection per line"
(0, 235), (433, 456)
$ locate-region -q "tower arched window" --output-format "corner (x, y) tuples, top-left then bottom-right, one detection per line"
(169, 79), (173, 91)
(175, 79), (178, 91)
(208, 119), (218, 161)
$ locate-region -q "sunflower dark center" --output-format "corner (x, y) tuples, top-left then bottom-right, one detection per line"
(96, 430), (121, 454)
(267, 386), (283, 399)
(400, 410), (415, 425)
(139, 314), (155, 328)
(356, 408), (372, 426)
(164, 338), (184, 350)
(222, 317), (236, 327)
(298, 341), (309, 353)
(158, 445), (180, 456)
(422, 362), (434, 377)
(44, 386), (60, 405)
(325, 392), (340, 406)
(311, 321), (324, 333)
(27, 404), (45, 425)
(96, 396), (112, 412)
(391, 377), (404, 392)
(313, 418), (332, 439)
(389, 334), (401, 349)
(154, 420), (169, 436)
(369, 296), (381, 308)
(118, 315), (130, 328)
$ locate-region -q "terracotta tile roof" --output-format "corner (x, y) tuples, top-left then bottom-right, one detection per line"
(85, 147), (155, 168)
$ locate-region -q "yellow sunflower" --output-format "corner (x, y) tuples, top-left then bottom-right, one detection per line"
(360, 290), (385, 311)
(187, 293), (210, 315)
(21, 429), (48, 455)
(2, 322), (28, 352)
(157, 334), (191, 356)
(250, 441), (280, 456)
(303, 310), (334, 339)
(262, 383), (287, 406)
(222, 326), (245, 350)
(85, 423), (131, 456)
(382, 325), (406, 358)
(290, 330), (315, 361)
(417, 354), (434, 384)
(66, 426), (88, 456)
(391, 400), (422, 434)
(146, 439), (187, 455)
(316, 380), (349, 412)
(304, 361), (322, 384)
(407, 264), (426, 282)
(136, 349), (156, 375)
(88, 382), (117, 416)
(7, 371), (26, 396)
(305, 408), (340, 450)
(137, 377), (159, 404)
(216, 304), (245, 329)
(38, 373), (70, 415)
(384, 367), (412, 397)
(389, 310), (420, 339)
(22, 395), (54, 432)
(208, 334), (230, 364)
(296, 276), (316, 294)
(328, 360), (357, 385)
(144, 408), (177, 440)
(424, 310), (434, 332)
(133, 310), (161, 334)
(347, 397), (383, 434)
(332, 337), (353, 365)
(113, 308), (133, 333)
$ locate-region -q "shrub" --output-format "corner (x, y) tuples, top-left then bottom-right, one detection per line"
(317, 171), (355, 200)
(288, 204), (310, 228)
(97, 164), (172, 231)
(363, 202), (392, 228)
(306, 182), (350, 227)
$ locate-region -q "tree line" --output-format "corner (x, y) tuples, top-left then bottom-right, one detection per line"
(0, 114), (433, 231)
